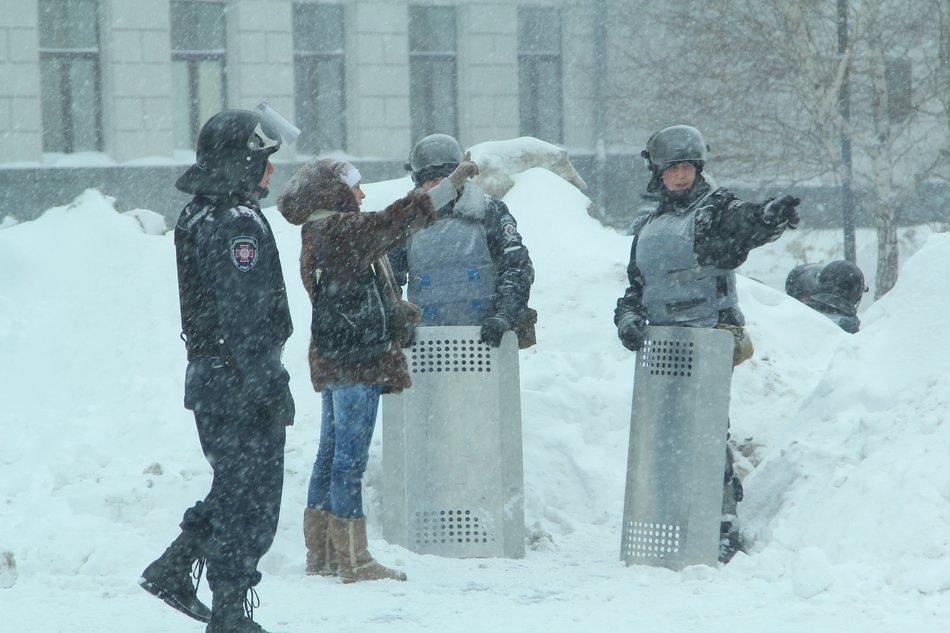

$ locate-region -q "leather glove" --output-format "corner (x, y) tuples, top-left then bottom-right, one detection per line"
(447, 151), (479, 190)
(617, 314), (647, 352)
(761, 195), (801, 229)
(480, 315), (511, 348)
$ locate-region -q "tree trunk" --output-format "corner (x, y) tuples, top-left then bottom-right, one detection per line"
(868, 3), (899, 299)
(875, 206), (899, 298)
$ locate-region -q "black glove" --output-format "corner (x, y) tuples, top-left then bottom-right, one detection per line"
(761, 195), (801, 229)
(480, 315), (511, 348)
(617, 314), (646, 352)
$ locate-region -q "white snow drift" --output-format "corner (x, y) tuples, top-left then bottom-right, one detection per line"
(1, 167), (948, 632)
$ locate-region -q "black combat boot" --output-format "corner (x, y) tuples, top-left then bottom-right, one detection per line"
(718, 521), (745, 564)
(206, 585), (271, 633)
(139, 531), (212, 622)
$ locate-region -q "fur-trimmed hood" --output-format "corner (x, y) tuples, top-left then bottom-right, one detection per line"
(277, 159), (361, 225)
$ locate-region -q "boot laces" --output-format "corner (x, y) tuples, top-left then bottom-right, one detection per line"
(191, 558), (206, 594)
(244, 587), (260, 620)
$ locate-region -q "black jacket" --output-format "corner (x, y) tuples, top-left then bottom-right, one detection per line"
(389, 195), (535, 323)
(175, 195), (293, 415)
(615, 177), (787, 328)
(804, 296), (861, 333)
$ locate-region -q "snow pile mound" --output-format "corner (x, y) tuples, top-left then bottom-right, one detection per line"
(467, 137), (588, 201)
(121, 208), (168, 235)
(741, 233), (950, 595)
(3, 178), (947, 631)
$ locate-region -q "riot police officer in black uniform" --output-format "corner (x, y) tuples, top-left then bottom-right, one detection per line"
(139, 104), (298, 633)
(615, 124), (801, 563)
(786, 260), (866, 332)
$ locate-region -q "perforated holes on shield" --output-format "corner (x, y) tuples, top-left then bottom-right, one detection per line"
(639, 339), (693, 378)
(410, 339), (493, 374)
(412, 509), (494, 546)
(622, 520), (681, 559)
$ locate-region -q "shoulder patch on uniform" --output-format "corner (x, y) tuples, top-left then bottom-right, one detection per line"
(230, 236), (260, 272)
(502, 221), (517, 236)
(230, 205), (270, 236)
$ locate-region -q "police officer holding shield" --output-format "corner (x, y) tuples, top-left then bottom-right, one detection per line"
(139, 104), (298, 633)
(615, 124), (801, 562)
(389, 134), (535, 347)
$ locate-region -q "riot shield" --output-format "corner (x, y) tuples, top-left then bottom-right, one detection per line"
(382, 326), (525, 558)
(620, 325), (733, 570)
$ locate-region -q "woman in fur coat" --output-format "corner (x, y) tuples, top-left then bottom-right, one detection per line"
(277, 157), (476, 582)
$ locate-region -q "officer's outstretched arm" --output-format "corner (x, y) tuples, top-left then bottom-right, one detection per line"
(486, 201), (534, 323)
(694, 190), (800, 269)
(208, 216), (290, 403)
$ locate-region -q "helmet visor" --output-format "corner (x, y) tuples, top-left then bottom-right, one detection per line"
(254, 101), (300, 147)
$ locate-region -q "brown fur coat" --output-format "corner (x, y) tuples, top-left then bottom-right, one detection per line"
(277, 159), (437, 393)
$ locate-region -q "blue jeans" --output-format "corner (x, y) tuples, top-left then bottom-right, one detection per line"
(307, 383), (383, 518)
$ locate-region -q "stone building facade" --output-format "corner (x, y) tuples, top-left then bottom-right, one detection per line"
(0, 0), (605, 164)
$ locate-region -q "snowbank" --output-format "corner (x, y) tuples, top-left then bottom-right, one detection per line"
(2, 174), (947, 632)
(741, 233), (950, 595)
(468, 137), (588, 201)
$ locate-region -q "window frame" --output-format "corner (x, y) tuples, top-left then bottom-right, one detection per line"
(408, 5), (459, 141)
(292, 2), (347, 154)
(517, 6), (564, 143)
(38, 0), (104, 153)
(170, 0), (229, 149)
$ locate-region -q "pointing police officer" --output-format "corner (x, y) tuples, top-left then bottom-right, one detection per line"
(615, 124), (801, 563)
(140, 104), (299, 633)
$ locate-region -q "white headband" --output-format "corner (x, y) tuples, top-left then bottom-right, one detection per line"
(340, 163), (362, 188)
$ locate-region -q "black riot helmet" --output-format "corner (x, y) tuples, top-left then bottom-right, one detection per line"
(405, 134), (464, 185)
(815, 260), (867, 309)
(176, 103), (300, 199)
(785, 263), (822, 302)
(642, 125), (709, 192)
(642, 125), (709, 173)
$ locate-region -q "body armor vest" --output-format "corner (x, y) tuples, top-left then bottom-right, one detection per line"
(635, 207), (738, 328)
(407, 184), (497, 326)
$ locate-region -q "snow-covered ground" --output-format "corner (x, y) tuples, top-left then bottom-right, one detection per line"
(1, 167), (948, 632)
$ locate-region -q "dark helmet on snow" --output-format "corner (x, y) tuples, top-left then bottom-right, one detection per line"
(176, 103), (299, 198)
(642, 125), (709, 175)
(785, 263), (822, 302)
(816, 260), (867, 308)
(405, 133), (464, 185)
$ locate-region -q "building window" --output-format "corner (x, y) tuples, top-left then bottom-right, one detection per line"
(171, 1), (227, 149)
(293, 3), (346, 154)
(409, 6), (458, 141)
(38, 0), (103, 153)
(518, 7), (563, 143)
(885, 59), (912, 124)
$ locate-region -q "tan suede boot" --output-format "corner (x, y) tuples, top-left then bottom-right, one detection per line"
(328, 515), (407, 583)
(303, 507), (337, 576)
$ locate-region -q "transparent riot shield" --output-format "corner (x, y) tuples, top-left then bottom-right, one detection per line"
(620, 325), (734, 570)
(382, 326), (525, 559)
